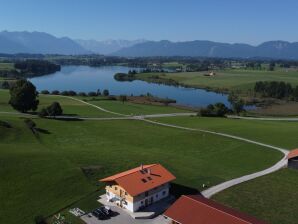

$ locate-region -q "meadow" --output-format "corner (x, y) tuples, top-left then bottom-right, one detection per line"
(135, 69), (298, 93)
(213, 168), (298, 224)
(0, 62), (14, 71)
(152, 116), (298, 149)
(0, 90), (285, 224)
(0, 90), (190, 117)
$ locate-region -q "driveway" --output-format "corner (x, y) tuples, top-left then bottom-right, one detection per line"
(81, 205), (170, 224)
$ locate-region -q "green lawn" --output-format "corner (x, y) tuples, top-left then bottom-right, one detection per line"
(213, 169), (298, 224)
(86, 98), (190, 115)
(135, 69), (298, 93)
(152, 116), (298, 149)
(0, 114), (282, 224)
(0, 90), (190, 117)
(0, 62), (14, 71)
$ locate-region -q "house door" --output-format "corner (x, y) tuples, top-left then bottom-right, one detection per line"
(150, 197), (153, 204)
(145, 199), (148, 206)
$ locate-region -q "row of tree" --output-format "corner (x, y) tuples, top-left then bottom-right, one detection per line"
(40, 89), (110, 97)
(254, 81), (298, 100)
(14, 60), (61, 77)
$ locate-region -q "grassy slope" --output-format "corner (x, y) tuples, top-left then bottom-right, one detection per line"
(213, 169), (298, 224)
(87, 98), (190, 115)
(135, 69), (298, 92)
(0, 90), (189, 116)
(152, 116), (298, 149)
(0, 115), (282, 224)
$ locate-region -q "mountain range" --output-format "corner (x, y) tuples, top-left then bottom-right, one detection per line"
(75, 39), (147, 55)
(113, 40), (298, 59)
(0, 31), (90, 55)
(1, 31), (298, 59)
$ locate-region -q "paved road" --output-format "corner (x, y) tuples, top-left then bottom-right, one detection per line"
(227, 115), (298, 121)
(142, 119), (289, 198)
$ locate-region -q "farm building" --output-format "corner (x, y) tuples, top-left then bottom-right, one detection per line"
(287, 149), (298, 169)
(100, 164), (176, 212)
(164, 195), (268, 224)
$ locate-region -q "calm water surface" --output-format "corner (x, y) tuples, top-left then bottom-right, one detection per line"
(29, 65), (231, 107)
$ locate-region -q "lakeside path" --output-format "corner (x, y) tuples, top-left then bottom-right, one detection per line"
(227, 115), (298, 121)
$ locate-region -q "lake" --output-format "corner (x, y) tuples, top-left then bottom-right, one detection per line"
(29, 65), (231, 107)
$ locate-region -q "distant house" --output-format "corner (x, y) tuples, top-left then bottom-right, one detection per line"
(164, 195), (268, 224)
(209, 71), (216, 76)
(100, 164), (176, 212)
(287, 149), (298, 169)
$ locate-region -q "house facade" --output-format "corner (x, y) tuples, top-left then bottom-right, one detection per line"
(100, 164), (176, 212)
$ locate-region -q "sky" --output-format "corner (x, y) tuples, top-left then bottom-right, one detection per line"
(0, 0), (297, 45)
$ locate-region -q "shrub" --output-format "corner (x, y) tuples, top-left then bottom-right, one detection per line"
(68, 90), (77, 96)
(51, 90), (60, 95)
(47, 102), (63, 116)
(39, 102), (63, 117)
(199, 103), (229, 117)
(88, 91), (97, 97)
(40, 90), (50, 94)
(60, 91), (69, 96)
(78, 92), (87, 97)
(103, 89), (109, 96)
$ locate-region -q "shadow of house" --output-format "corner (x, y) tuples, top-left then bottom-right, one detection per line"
(170, 183), (201, 198)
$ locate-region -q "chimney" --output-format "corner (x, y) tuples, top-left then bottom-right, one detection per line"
(140, 164), (143, 171)
(148, 169), (151, 175)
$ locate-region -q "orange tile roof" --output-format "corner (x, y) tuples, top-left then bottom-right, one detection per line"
(100, 164), (176, 196)
(287, 149), (298, 159)
(164, 195), (268, 224)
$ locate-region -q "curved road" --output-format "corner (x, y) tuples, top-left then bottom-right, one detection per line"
(141, 119), (288, 198)
(1, 94), (290, 198)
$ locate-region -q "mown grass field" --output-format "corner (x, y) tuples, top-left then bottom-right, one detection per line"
(0, 62), (14, 71)
(152, 116), (298, 149)
(0, 90), (284, 224)
(85, 98), (190, 115)
(213, 169), (298, 224)
(136, 69), (298, 92)
(0, 90), (190, 116)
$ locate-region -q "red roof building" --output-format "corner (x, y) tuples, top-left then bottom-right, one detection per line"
(287, 149), (298, 169)
(100, 164), (176, 212)
(164, 195), (268, 224)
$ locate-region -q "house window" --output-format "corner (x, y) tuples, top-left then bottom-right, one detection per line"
(147, 176), (152, 181)
(125, 192), (128, 195)
(145, 191), (149, 197)
(141, 178), (147, 183)
(114, 186), (118, 190)
(162, 191), (166, 195)
(156, 194), (158, 198)
(141, 201), (143, 204)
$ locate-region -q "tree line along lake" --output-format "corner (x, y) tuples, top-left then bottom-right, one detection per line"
(29, 65), (231, 107)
